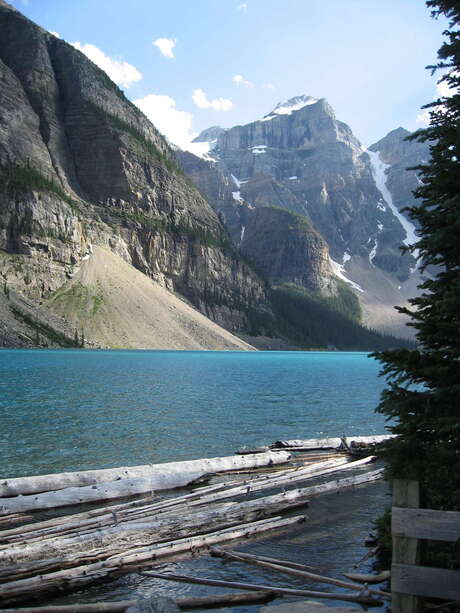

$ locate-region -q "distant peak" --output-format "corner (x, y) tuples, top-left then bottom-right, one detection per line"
(273, 95), (319, 113)
(193, 126), (225, 143)
(369, 126), (411, 152)
(261, 95), (319, 121)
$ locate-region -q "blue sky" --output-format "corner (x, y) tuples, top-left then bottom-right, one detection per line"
(10, 0), (447, 149)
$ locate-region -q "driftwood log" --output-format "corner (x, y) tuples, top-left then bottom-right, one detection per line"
(0, 515), (304, 605)
(271, 434), (394, 451)
(0, 440), (385, 608)
(0, 468), (382, 570)
(0, 451), (291, 498)
(343, 570), (391, 584)
(210, 548), (391, 599)
(0, 455), (374, 546)
(141, 571), (382, 605)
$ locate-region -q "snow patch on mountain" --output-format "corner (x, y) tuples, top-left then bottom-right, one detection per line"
(249, 144), (267, 154)
(369, 239), (378, 265)
(367, 150), (418, 252)
(329, 256), (364, 293)
(261, 95), (319, 121)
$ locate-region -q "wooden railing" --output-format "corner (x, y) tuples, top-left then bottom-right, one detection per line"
(391, 479), (460, 612)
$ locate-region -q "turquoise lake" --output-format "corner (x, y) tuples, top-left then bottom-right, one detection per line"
(0, 350), (391, 610)
(0, 349), (389, 477)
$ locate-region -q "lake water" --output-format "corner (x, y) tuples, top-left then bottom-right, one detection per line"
(0, 350), (391, 610)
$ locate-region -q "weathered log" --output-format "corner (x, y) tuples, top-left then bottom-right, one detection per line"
(0, 472), (207, 516)
(0, 457), (376, 553)
(0, 451), (291, 498)
(0, 469), (382, 574)
(0, 516), (304, 604)
(343, 570), (390, 584)
(0, 590), (275, 612)
(0, 516), (298, 583)
(344, 435), (395, 448)
(0, 488), (312, 568)
(271, 438), (343, 450)
(0, 478), (245, 543)
(209, 548), (321, 572)
(141, 572), (382, 605)
(271, 434), (394, 452)
(0, 456), (367, 547)
(210, 548), (390, 599)
(184, 456), (376, 509)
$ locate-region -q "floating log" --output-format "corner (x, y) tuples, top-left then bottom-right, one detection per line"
(344, 435), (395, 447)
(271, 438), (343, 450)
(0, 469), (382, 575)
(271, 435), (394, 452)
(0, 457), (342, 547)
(0, 472), (206, 517)
(0, 456), (375, 551)
(0, 451), (291, 498)
(0, 516), (304, 605)
(209, 548), (322, 572)
(342, 570), (390, 584)
(141, 571), (382, 605)
(185, 456), (377, 509)
(0, 487), (313, 569)
(210, 548), (390, 599)
(0, 590), (275, 612)
(0, 516), (300, 584)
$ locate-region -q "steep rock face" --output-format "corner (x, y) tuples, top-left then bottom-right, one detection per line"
(194, 96), (416, 282)
(0, 2), (268, 338)
(176, 150), (243, 244)
(177, 150), (337, 295)
(239, 206), (336, 294)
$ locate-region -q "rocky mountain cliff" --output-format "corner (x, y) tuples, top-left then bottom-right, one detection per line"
(0, 1), (270, 347)
(0, 3), (419, 350)
(183, 96), (429, 336)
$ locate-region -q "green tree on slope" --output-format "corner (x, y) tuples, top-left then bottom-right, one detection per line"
(374, 0), (460, 524)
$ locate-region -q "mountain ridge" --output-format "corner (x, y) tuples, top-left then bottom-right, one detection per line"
(181, 94), (429, 338)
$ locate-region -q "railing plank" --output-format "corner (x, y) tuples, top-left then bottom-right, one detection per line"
(392, 507), (460, 542)
(392, 563), (460, 600)
(391, 479), (420, 613)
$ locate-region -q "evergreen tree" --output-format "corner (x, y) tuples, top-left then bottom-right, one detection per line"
(374, 0), (460, 535)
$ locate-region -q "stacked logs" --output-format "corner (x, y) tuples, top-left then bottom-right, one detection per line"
(0, 444), (385, 607)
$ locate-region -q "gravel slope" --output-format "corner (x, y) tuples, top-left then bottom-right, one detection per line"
(48, 246), (254, 351)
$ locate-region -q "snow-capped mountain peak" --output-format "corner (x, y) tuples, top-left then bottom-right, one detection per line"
(262, 95), (319, 121)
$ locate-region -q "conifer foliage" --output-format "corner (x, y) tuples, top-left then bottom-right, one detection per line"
(374, 0), (460, 515)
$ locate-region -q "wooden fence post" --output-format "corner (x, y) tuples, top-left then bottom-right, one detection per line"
(392, 479), (420, 613)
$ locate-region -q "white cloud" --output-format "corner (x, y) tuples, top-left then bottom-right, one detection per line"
(436, 78), (454, 98)
(238, 3), (248, 10)
(416, 109), (430, 125)
(192, 88), (233, 112)
(71, 42), (142, 88)
(153, 38), (176, 59)
(264, 82), (275, 90)
(49, 31), (60, 38)
(416, 76), (455, 125)
(134, 93), (196, 150)
(232, 74), (254, 87)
